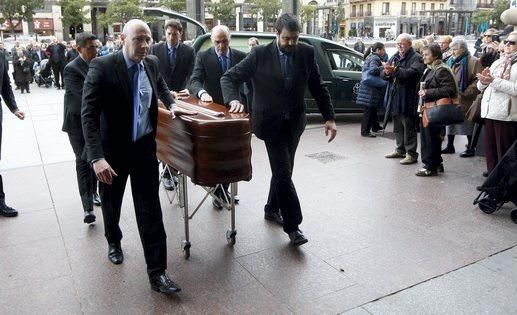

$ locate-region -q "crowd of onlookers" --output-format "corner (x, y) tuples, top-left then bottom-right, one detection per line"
(356, 29), (517, 179)
(0, 36), (124, 93)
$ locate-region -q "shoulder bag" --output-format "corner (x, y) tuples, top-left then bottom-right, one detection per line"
(421, 97), (464, 127)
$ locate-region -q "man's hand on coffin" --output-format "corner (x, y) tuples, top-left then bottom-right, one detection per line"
(200, 92), (213, 103)
(228, 100), (245, 113)
(325, 120), (337, 143)
(172, 107), (197, 118)
(175, 89), (190, 100)
(93, 158), (118, 185)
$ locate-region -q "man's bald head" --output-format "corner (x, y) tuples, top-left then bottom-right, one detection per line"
(121, 19), (152, 62)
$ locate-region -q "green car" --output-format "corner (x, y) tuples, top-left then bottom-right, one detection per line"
(191, 32), (365, 113)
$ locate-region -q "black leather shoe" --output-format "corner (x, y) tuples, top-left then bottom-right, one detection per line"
(163, 178), (174, 191)
(83, 210), (96, 224)
(108, 243), (123, 264)
(288, 230), (308, 246)
(361, 132), (376, 138)
(0, 202), (18, 217)
(483, 171), (489, 177)
(149, 272), (181, 294)
(441, 146), (455, 154)
(264, 211), (284, 226)
(93, 193), (101, 206)
(212, 198), (223, 210)
(460, 149), (475, 158)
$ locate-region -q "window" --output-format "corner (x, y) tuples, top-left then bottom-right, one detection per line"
(401, 2), (407, 15)
(326, 49), (363, 71)
(440, 3), (444, 10)
(359, 4), (364, 16)
(352, 5), (356, 17)
(421, 3), (425, 12)
(382, 2), (390, 15)
(367, 4), (372, 16)
(431, 3), (435, 10)
(411, 2), (417, 15)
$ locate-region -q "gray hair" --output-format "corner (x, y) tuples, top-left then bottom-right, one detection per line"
(211, 25), (231, 41)
(397, 33), (412, 45)
(450, 38), (468, 52)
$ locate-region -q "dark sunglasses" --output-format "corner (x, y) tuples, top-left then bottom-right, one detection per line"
(504, 40), (516, 46)
(483, 35), (492, 38)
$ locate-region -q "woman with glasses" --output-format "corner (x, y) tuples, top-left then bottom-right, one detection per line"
(479, 29), (500, 68)
(477, 32), (517, 175)
(441, 39), (483, 157)
(416, 43), (458, 176)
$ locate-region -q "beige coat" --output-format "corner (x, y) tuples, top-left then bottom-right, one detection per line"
(478, 58), (517, 122)
(450, 55), (483, 112)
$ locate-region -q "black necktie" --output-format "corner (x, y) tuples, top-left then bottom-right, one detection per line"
(220, 55), (228, 73)
(282, 53), (293, 90)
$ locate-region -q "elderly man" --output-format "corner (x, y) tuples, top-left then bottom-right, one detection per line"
(82, 19), (193, 294)
(189, 24), (247, 209)
(438, 35), (453, 62)
(221, 14), (337, 245)
(382, 33), (426, 165)
(47, 37), (67, 89)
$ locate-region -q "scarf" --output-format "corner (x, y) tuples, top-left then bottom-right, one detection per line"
(426, 59), (457, 88)
(498, 51), (517, 80)
(447, 50), (469, 92)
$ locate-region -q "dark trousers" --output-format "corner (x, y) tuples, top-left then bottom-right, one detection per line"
(393, 114), (418, 158)
(51, 62), (64, 88)
(100, 137), (167, 275)
(420, 122), (443, 170)
(264, 122), (302, 233)
(67, 133), (97, 212)
(361, 106), (381, 135)
(484, 119), (517, 173)
(0, 174), (5, 202)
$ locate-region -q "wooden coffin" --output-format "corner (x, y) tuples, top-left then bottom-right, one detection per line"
(156, 97), (252, 187)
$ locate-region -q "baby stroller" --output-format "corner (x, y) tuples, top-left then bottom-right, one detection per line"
(474, 140), (517, 223)
(33, 59), (54, 88)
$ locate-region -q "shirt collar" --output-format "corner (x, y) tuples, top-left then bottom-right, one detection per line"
(276, 39), (292, 57)
(79, 54), (90, 65)
(215, 48), (230, 59)
(122, 49), (142, 70)
(167, 42), (180, 51)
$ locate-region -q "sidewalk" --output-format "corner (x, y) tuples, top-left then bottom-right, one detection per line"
(1, 85), (516, 314)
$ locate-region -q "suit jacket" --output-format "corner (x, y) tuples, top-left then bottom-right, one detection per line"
(189, 47), (247, 105)
(0, 59), (19, 159)
(62, 56), (89, 133)
(221, 41), (334, 142)
(149, 42), (195, 91)
(81, 51), (174, 164)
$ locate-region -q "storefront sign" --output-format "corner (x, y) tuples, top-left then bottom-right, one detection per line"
(33, 18), (54, 30)
(0, 20), (23, 31)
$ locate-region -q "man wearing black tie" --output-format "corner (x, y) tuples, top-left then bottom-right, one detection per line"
(149, 19), (195, 191)
(82, 19), (193, 294)
(189, 24), (247, 209)
(221, 14), (337, 245)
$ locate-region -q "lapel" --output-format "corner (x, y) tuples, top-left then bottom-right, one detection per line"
(143, 57), (158, 96)
(209, 47), (224, 77)
(159, 43), (170, 69)
(170, 43), (181, 74)
(77, 57), (89, 78)
(229, 47), (237, 68)
(268, 42), (288, 93)
(113, 51), (132, 104)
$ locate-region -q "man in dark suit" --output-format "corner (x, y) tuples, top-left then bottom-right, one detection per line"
(0, 49), (25, 217)
(189, 24), (247, 209)
(149, 19), (195, 191)
(221, 14), (337, 245)
(63, 32), (101, 224)
(82, 19), (191, 294)
(47, 37), (67, 89)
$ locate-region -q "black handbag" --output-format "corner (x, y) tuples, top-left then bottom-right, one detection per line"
(422, 97), (464, 127)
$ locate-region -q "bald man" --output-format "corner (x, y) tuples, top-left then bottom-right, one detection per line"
(82, 19), (191, 294)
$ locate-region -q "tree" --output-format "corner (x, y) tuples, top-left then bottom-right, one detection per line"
(0, 0), (44, 39)
(159, 0), (187, 13)
(207, 0), (235, 25)
(249, 0), (281, 31)
(472, 0), (509, 30)
(300, 4), (316, 34)
(60, 0), (90, 35)
(98, 0), (144, 28)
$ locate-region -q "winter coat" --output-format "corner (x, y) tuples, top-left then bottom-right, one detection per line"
(477, 58), (517, 122)
(419, 64), (458, 103)
(356, 53), (386, 108)
(13, 57), (32, 83)
(450, 55), (483, 112)
(381, 47), (426, 116)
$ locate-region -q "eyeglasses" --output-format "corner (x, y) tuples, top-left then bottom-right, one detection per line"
(504, 40), (516, 46)
(483, 35), (492, 38)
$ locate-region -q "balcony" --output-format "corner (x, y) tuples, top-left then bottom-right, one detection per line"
(382, 11), (391, 16)
(476, 3), (494, 8)
(351, 12), (357, 17)
(401, 9), (407, 15)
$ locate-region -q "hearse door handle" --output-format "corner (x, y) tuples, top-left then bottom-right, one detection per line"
(322, 80), (332, 85)
(341, 78), (350, 82)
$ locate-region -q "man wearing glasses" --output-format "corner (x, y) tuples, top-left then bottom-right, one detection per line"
(382, 33), (426, 165)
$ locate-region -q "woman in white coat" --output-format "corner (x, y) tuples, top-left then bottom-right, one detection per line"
(477, 31), (517, 174)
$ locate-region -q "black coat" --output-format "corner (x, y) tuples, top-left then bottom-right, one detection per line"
(221, 41), (335, 142)
(81, 52), (174, 164)
(356, 53), (385, 108)
(13, 57), (32, 83)
(189, 47), (247, 105)
(149, 42), (195, 92)
(63, 56), (89, 133)
(47, 43), (67, 64)
(419, 65), (458, 102)
(30, 50), (48, 64)
(0, 58), (19, 159)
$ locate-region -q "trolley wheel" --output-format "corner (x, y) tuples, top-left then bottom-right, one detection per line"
(182, 240), (191, 259)
(511, 209), (517, 224)
(478, 198), (497, 214)
(226, 229), (237, 246)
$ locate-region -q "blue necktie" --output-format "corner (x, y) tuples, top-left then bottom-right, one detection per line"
(282, 53), (293, 90)
(220, 55), (228, 73)
(130, 63), (141, 142)
(169, 47), (176, 66)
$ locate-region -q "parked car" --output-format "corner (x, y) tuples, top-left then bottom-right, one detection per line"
(191, 32), (365, 113)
